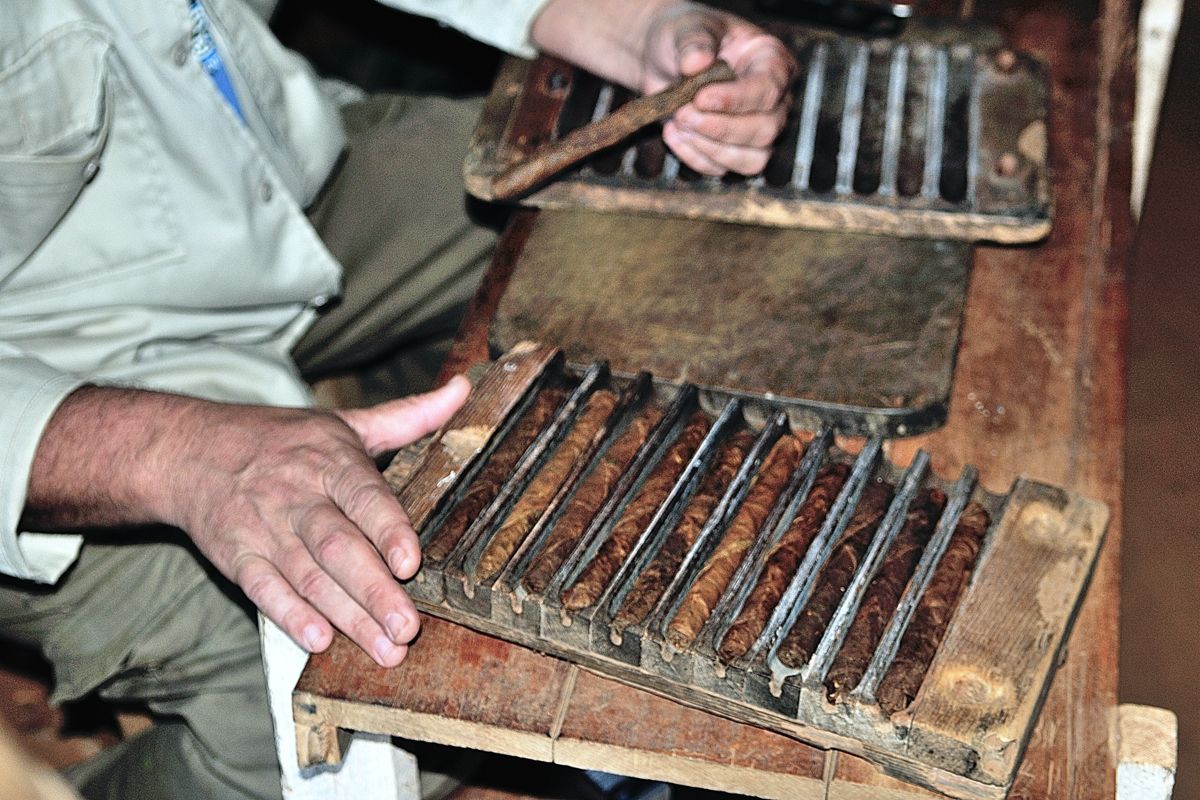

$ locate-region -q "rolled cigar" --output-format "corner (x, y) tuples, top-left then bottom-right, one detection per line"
(664, 435), (803, 650)
(612, 430), (756, 632)
(776, 479), (895, 669)
(490, 60), (737, 200)
(714, 462), (854, 662)
(824, 488), (947, 699)
(561, 412), (712, 610)
(521, 406), (662, 594)
(876, 502), (990, 716)
(474, 390), (619, 583)
(424, 388), (566, 563)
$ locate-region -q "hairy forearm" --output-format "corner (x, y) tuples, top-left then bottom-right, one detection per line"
(530, 0), (681, 89)
(23, 385), (193, 530)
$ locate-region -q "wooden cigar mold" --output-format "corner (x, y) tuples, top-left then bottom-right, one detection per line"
(384, 344), (1107, 800)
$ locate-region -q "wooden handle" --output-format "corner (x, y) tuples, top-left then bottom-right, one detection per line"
(489, 59), (738, 201)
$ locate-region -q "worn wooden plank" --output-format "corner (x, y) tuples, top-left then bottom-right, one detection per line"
(889, 0), (1133, 797)
(829, 752), (943, 800)
(295, 615), (571, 764)
(905, 481), (1108, 783)
(554, 669), (829, 800)
(387, 341), (558, 531)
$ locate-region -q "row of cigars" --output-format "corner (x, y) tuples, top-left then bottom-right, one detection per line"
(406, 354), (989, 716)
(388, 343), (1107, 795)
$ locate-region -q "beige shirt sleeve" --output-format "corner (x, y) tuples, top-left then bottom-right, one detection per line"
(373, 0), (554, 58)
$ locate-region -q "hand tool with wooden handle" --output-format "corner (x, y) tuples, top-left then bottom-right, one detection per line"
(489, 59), (737, 200)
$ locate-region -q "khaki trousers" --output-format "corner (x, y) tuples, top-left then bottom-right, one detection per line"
(0, 92), (498, 800)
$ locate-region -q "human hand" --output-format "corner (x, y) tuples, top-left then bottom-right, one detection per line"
(165, 377), (471, 667)
(642, 4), (797, 176)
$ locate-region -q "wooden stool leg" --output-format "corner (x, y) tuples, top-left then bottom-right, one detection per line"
(1117, 704), (1177, 800)
(261, 618), (421, 800)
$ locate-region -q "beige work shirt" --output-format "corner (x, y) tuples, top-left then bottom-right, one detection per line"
(0, 0), (548, 583)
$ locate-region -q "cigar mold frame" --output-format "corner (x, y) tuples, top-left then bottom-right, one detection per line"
(464, 23), (1052, 245)
(388, 345), (1109, 799)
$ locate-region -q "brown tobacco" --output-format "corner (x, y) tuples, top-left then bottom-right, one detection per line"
(776, 479), (895, 669)
(474, 390), (619, 583)
(664, 435), (803, 650)
(876, 502), (990, 716)
(824, 488), (947, 699)
(520, 406), (662, 594)
(560, 412), (713, 610)
(715, 462), (853, 662)
(612, 430), (756, 631)
(424, 388), (567, 563)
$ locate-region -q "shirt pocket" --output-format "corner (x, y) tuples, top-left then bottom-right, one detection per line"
(0, 23), (112, 277)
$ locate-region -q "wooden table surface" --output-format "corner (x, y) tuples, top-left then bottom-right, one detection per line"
(295, 0), (1135, 796)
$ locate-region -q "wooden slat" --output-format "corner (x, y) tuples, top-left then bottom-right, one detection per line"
(387, 341), (558, 530)
(295, 615), (572, 765)
(829, 753), (943, 800)
(555, 670), (828, 800)
(907, 481), (1109, 782)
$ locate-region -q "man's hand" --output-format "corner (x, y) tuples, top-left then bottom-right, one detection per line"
(642, 5), (797, 176)
(26, 377), (472, 667)
(531, 0), (797, 177)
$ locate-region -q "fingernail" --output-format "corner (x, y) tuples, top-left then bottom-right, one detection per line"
(389, 547), (418, 577)
(375, 635), (402, 664)
(386, 611), (411, 643)
(302, 624), (324, 652)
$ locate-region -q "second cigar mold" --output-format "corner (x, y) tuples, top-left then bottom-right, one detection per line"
(408, 356), (1006, 737)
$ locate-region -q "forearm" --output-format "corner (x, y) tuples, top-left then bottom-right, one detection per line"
(530, 0), (682, 89)
(23, 385), (194, 531)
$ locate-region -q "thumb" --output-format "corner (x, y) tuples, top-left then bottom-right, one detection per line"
(338, 374), (472, 456)
(644, 6), (727, 89)
(674, 22), (719, 76)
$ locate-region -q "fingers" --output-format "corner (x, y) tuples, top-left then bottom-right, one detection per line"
(644, 7), (797, 176)
(340, 374), (471, 457)
(291, 500), (419, 664)
(238, 535), (414, 667)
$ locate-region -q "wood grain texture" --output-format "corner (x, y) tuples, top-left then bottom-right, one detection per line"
(391, 342), (558, 532)
(888, 2), (1133, 797)
(555, 669), (828, 799)
(305, 0), (1134, 795)
(906, 481), (1109, 783)
(295, 615), (572, 762)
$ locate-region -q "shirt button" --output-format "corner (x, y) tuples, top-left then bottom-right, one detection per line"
(172, 41), (190, 67)
(82, 161), (100, 183)
(259, 181), (273, 203)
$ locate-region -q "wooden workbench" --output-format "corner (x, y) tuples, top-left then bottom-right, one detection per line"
(294, 0), (1136, 796)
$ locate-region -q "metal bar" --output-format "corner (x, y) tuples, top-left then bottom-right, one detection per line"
(698, 427), (835, 656)
(793, 42), (828, 190)
(543, 385), (700, 604)
(966, 52), (982, 207)
(600, 398), (745, 628)
(453, 363), (609, 585)
(878, 44), (909, 198)
(800, 451), (931, 685)
(502, 373), (654, 602)
(648, 412), (790, 643)
(853, 464), (979, 703)
(921, 48), (948, 200)
(836, 42), (871, 195)
(750, 438), (884, 668)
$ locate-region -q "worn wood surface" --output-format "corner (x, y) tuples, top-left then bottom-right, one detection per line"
(490, 212), (971, 437)
(302, 0), (1134, 797)
(382, 348), (1104, 795)
(387, 341), (558, 531)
